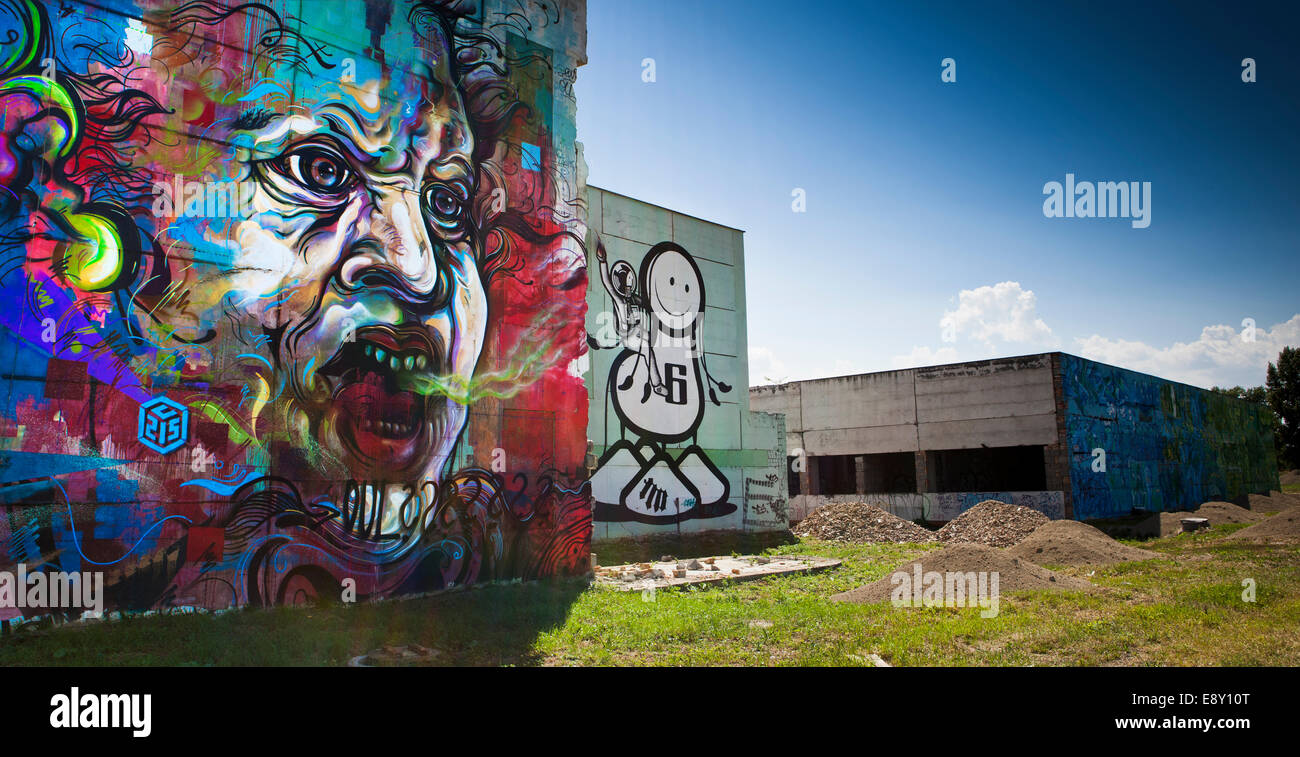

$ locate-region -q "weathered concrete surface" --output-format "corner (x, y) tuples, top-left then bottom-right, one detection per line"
(593, 555), (839, 591)
(751, 354), (1058, 457)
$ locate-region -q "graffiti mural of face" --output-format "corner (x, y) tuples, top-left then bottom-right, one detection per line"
(174, 17), (481, 488)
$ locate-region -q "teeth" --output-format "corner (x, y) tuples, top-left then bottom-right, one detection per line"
(357, 417), (416, 437)
(358, 342), (428, 374)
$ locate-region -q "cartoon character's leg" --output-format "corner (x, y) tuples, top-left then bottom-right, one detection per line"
(633, 345), (657, 403)
(618, 369), (636, 391)
(616, 343), (642, 392)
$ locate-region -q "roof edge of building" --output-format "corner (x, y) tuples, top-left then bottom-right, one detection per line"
(752, 351), (1268, 409)
(587, 184), (747, 234)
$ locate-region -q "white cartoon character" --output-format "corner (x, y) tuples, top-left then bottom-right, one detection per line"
(589, 240), (733, 522)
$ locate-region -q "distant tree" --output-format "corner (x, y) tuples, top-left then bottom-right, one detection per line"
(1211, 385), (1268, 404)
(1242, 385), (1268, 405)
(1267, 347), (1300, 469)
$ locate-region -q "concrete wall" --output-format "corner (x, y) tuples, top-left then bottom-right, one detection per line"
(586, 187), (787, 538)
(751, 354), (1058, 458)
(0, 0), (591, 618)
(754, 351), (1281, 524)
(1061, 353), (1280, 519)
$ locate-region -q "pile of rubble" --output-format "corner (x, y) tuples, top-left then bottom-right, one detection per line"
(937, 500), (1048, 548)
(594, 556), (735, 583)
(796, 501), (937, 544)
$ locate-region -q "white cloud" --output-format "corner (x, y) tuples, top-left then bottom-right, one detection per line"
(943, 281), (1058, 348)
(1074, 314), (1300, 389)
(890, 281), (1056, 369)
(748, 346), (787, 385)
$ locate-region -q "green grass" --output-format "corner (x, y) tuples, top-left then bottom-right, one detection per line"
(3, 525), (1298, 666)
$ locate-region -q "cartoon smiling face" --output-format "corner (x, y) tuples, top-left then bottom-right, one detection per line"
(645, 247), (702, 323)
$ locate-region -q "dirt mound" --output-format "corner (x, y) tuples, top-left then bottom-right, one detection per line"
(1197, 501), (1266, 523)
(796, 501), (936, 544)
(1143, 501), (1264, 536)
(1279, 470), (1299, 486)
(1247, 493), (1296, 514)
(1224, 508), (1300, 544)
(936, 500), (1048, 547)
(831, 543), (1094, 604)
(1269, 490), (1300, 507)
(1008, 520), (1158, 566)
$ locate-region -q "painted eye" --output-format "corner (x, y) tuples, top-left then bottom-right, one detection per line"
(280, 147), (353, 194)
(433, 189), (459, 216)
(425, 183), (469, 236)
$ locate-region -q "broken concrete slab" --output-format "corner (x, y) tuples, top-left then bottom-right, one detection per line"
(593, 554), (840, 591)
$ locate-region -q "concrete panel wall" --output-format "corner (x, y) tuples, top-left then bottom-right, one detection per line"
(750, 354), (1060, 460)
(799, 372), (918, 432)
(917, 415), (1059, 450)
(914, 356), (1056, 423)
(587, 188), (786, 538)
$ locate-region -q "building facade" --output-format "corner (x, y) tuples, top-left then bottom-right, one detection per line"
(585, 187), (788, 539)
(0, 0), (591, 616)
(750, 352), (1279, 523)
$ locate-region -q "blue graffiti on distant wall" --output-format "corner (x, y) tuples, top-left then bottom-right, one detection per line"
(1060, 354), (1279, 520)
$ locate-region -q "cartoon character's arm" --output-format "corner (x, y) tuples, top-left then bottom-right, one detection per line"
(587, 238), (627, 350)
(596, 239), (615, 299)
(694, 325), (732, 405)
(597, 239), (641, 338)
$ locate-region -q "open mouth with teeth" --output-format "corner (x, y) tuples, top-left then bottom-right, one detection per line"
(316, 325), (446, 474)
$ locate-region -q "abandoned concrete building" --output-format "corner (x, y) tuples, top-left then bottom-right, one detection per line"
(749, 352), (1280, 524)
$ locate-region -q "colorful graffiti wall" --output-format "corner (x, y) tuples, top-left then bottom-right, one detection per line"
(1061, 354), (1279, 520)
(0, 0), (591, 617)
(585, 187), (788, 539)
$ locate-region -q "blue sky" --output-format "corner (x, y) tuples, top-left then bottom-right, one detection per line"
(574, 0), (1300, 389)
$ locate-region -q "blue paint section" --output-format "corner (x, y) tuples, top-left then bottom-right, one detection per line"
(93, 468), (138, 503)
(1061, 354), (1280, 520)
(0, 451), (128, 485)
(521, 142), (541, 172)
(6, 516), (42, 565)
(92, 502), (165, 547)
